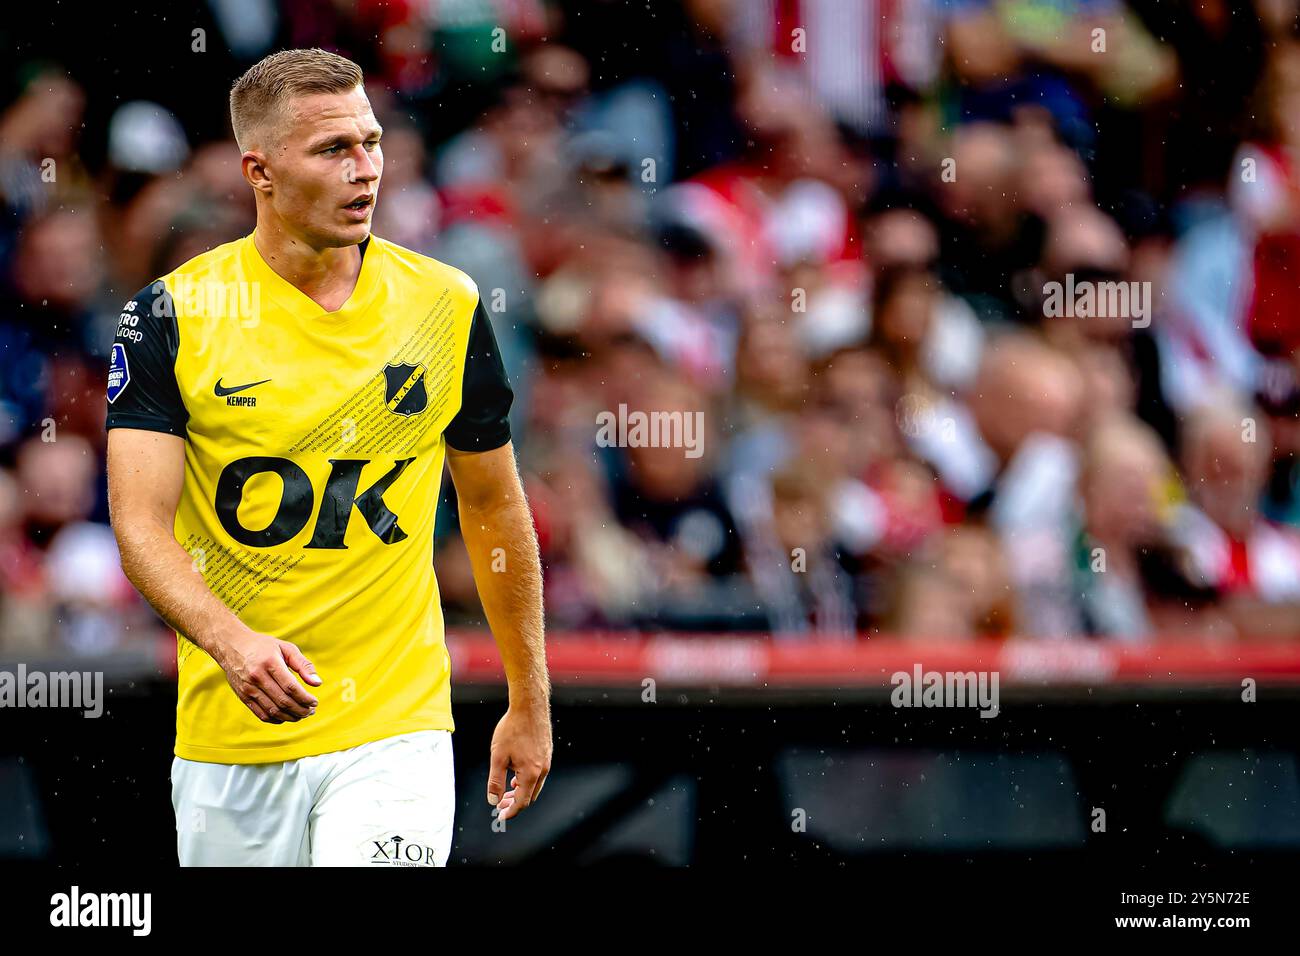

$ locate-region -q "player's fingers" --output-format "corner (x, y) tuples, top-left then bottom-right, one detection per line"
(510, 767), (541, 811)
(259, 663), (316, 716)
(243, 695), (270, 722)
(268, 653), (319, 710)
(499, 772), (538, 820)
(494, 790), (517, 817)
(280, 641), (323, 688)
(529, 767), (549, 806)
(499, 790), (526, 821)
(486, 751), (508, 807)
(251, 671), (306, 720)
(244, 687), (283, 724)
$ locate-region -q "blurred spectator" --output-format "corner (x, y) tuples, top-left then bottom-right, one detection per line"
(2, 436), (146, 654)
(1174, 399), (1300, 628)
(4, 0), (1300, 653)
(891, 524), (1016, 640)
(1073, 414), (1179, 639)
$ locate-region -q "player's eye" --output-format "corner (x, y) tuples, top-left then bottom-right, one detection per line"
(324, 145), (345, 155)
(364, 139), (380, 151)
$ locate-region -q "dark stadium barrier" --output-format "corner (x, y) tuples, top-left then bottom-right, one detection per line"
(2, 633), (1298, 866)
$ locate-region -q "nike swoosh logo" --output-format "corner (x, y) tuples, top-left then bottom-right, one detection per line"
(214, 377), (271, 397)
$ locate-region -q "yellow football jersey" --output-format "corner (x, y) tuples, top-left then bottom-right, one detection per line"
(106, 232), (513, 764)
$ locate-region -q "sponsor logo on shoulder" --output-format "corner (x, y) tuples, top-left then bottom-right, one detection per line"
(107, 343), (130, 403)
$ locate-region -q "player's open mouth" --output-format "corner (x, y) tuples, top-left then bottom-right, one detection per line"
(343, 195), (373, 220)
(345, 196), (372, 209)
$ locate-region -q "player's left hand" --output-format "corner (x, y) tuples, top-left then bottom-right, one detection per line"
(487, 701), (552, 821)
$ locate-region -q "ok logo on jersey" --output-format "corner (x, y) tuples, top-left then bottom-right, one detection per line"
(214, 456), (413, 548)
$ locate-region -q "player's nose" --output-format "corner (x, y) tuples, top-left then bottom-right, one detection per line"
(351, 147), (380, 181)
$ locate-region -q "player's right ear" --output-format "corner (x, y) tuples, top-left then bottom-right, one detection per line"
(241, 150), (273, 194)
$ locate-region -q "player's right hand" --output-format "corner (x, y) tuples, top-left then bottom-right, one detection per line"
(215, 628), (322, 724)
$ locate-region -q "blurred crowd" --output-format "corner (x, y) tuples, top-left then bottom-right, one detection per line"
(3, 0), (1300, 656)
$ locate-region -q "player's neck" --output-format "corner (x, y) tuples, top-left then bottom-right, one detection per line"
(253, 221), (363, 313)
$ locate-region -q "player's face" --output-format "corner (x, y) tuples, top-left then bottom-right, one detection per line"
(268, 87), (383, 249)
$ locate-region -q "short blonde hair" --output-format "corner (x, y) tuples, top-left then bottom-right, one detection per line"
(229, 48), (364, 151)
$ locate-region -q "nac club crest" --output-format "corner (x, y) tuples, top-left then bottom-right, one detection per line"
(383, 361), (428, 416)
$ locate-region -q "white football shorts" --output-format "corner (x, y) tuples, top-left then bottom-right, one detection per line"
(170, 729), (455, 867)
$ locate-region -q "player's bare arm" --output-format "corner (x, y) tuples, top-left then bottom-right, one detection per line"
(107, 428), (321, 724)
(447, 440), (551, 821)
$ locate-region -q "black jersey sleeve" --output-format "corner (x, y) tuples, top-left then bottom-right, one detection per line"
(444, 298), (514, 452)
(105, 280), (189, 438)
